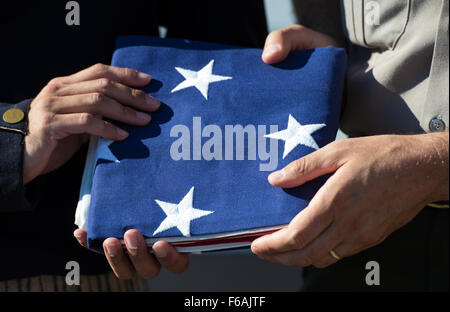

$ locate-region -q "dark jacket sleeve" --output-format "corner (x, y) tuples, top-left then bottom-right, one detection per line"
(0, 99), (35, 212)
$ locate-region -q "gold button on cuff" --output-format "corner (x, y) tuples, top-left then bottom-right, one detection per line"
(3, 108), (25, 124)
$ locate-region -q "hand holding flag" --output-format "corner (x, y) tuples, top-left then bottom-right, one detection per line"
(251, 25), (448, 270)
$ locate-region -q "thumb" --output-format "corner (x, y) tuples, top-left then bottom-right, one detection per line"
(262, 25), (340, 64)
(262, 26), (295, 64)
(268, 146), (340, 188)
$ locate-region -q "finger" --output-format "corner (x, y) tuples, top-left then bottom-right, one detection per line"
(152, 240), (190, 274)
(268, 144), (342, 188)
(251, 201), (330, 255)
(265, 225), (345, 268)
(262, 25), (316, 64)
(332, 230), (389, 262)
(257, 244), (339, 268)
(262, 180), (388, 269)
(50, 93), (151, 126)
(73, 229), (104, 255)
(123, 230), (161, 280)
(262, 25), (340, 64)
(256, 249), (314, 267)
(254, 221), (344, 268)
(252, 172), (341, 255)
(56, 78), (160, 112)
(50, 113), (129, 141)
(298, 227), (344, 268)
(103, 238), (136, 280)
(331, 242), (365, 261)
(251, 227), (291, 255)
(262, 25), (308, 64)
(61, 63), (151, 87)
(297, 206), (387, 268)
(73, 229), (88, 248)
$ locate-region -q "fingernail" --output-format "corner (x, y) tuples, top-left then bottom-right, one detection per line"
(136, 111), (151, 122)
(105, 243), (116, 258)
(137, 72), (151, 80)
(251, 245), (260, 254)
(263, 44), (281, 57)
(125, 235), (138, 249)
(116, 128), (129, 139)
(153, 245), (167, 259)
(268, 169), (284, 183)
(146, 95), (161, 109)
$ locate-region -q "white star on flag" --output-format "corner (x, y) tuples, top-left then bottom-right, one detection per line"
(153, 187), (214, 237)
(95, 138), (119, 163)
(265, 114), (326, 159)
(171, 59), (232, 100)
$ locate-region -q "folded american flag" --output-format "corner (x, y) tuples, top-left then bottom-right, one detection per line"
(75, 36), (346, 253)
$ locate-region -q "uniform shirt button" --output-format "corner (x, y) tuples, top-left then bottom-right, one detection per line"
(2, 108), (25, 124)
(429, 116), (446, 132)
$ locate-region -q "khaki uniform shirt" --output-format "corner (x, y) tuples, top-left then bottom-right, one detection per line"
(339, 0), (449, 136)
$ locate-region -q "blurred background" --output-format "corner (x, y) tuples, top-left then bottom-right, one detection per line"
(148, 0), (346, 291)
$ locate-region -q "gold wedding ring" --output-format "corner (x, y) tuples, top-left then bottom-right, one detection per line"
(329, 249), (341, 261)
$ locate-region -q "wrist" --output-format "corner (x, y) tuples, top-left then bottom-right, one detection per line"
(22, 135), (42, 185)
(414, 132), (449, 203)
